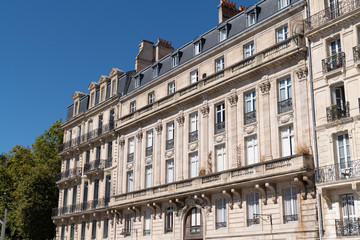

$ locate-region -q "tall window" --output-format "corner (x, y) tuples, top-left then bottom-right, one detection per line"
(94, 179), (99, 203)
(194, 41), (201, 55)
(189, 152), (199, 178)
(61, 225), (65, 240)
(63, 188), (68, 207)
(96, 146), (101, 160)
(215, 57), (225, 72)
(146, 130), (153, 156)
(128, 137), (134, 162)
(125, 214), (132, 233)
(248, 193), (260, 226)
(88, 120), (93, 138)
(81, 221), (86, 240)
(103, 218), (109, 238)
(216, 145), (226, 172)
(165, 207), (174, 233)
(172, 54), (180, 67)
(83, 181), (88, 209)
(280, 125), (294, 157)
(130, 101), (136, 113)
(190, 70), (198, 84)
(91, 92), (95, 107)
(166, 122), (174, 150)
(91, 219), (97, 239)
(107, 142), (113, 164)
(166, 159), (174, 183)
(247, 11), (256, 26)
(189, 112), (198, 142)
(279, 77), (292, 101)
(148, 91), (155, 104)
(98, 115), (103, 135)
(135, 77), (140, 88)
(101, 86), (105, 102)
(283, 187), (298, 223)
(86, 150), (90, 164)
(244, 42), (255, 58)
(74, 101), (79, 115)
(219, 27), (227, 42)
(329, 0), (340, 18)
(216, 198), (227, 229)
(341, 194), (355, 220)
(72, 185), (77, 208)
(168, 81), (175, 95)
(245, 91), (256, 125)
(215, 103), (225, 134)
(279, 0), (290, 9)
(145, 165), (152, 188)
(246, 135), (258, 165)
(190, 208), (201, 233)
(276, 26), (288, 42)
(144, 210), (151, 235)
(152, 65), (160, 78)
(112, 80), (116, 96)
(105, 175), (111, 206)
(127, 171), (133, 192)
(70, 223), (75, 240)
(337, 133), (351, 169)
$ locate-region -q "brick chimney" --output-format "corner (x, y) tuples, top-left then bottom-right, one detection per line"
(218, 0), (246, 24)
(155, 38), (174, 61)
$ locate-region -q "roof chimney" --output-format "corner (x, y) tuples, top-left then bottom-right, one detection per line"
(155, 38), (173, 61)
(135, 40), (155, 72)
(218, 0), (246, 24)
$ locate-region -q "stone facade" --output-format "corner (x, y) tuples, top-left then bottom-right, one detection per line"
(53, 0), (323, 239)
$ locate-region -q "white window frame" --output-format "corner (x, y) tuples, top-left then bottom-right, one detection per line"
(167, 122), (174, 140)
(91, 92), (95, 107)
(152, 66), (159, 78)
(247, 11), (256, 26)
(279, 77), (292, 101)
(165, 207), (173, 232)
(190, 70), (198, 84)
(190, 208), (201, 229)
(135, 77), (140, 88)
(246, 135), (258, 165)
(245, 91), (256, 113)
(280, 125), (295, 157)
(279, 0), (290, 9)
(168, 81), (175, 95)
(194, 41), (201, 55)
(215, 57), (225, 72)
(146, 130), (153, 148)
(248, 192), (260, 226)
(172, 54), (179, 67)
(127, 171), (133, 192)
(330, 38), (341, 56)
(244, 42), (255, 58)
(189, 152), (199, 178)
(111, 80), (116, 96)
(101, 86), (105, 102)
(216, 103), (225, 123)
(130, 101), (136, 113)
(216, 198), (227, 228)
(166, 159), (174, 183)
(283, 187), (298, 223)
(219, 27), (227, 42)
(145, 165), (152, 188)
(128, 137), (134, 154)
(144, 210), (151, 234)
(148, 91), (155, 105)
(216, 145), (226, 172)
(341, 194), (355, 220)
(189, 113), (198, 132)
(276, 25), (288, 43)
(336, 133), (351, 169)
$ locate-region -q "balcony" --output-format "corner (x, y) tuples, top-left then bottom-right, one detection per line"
(326, 102), (350, 122)
(165, 227), (173, 233)
(304, 0), (360, 32)
(145, 146), (153, 157)
(58, 121), (114, 153)
(56, 167), (82, 183)
(84, 159), (105, 175)
(166, 139), (174, 150)
(52, 197), (110, 217)
(189, 130), (198, 143)
(105, 158), (112, 168)
(284, 214), (299, 223)
(316, 159), (360, 184)
(215, 122), (225, 134)
(189, 225), (201, 234)
(278, 98), (292, 114)
(244, 111), (256, 125)
(335, 218), (360, 237)
(322, 52), (346, 74)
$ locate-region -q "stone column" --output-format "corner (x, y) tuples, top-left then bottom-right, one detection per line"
(135, 128), (143, 190)
(259, 76), (272, 160)
(155, 121), (163, 185)
(200, 101), (210, 173)
(176, 111), (185, 181)
(227, 89), (239, 168)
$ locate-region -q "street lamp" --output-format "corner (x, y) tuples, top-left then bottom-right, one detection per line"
(0, 192), (7, 240)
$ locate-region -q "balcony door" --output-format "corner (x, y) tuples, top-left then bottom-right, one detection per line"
(336, 133), (351, 169)
(342, 194), (355, 220)
(332, 85), (345, 110)
(184, 208), (203, 240)
(329, 0), (340, 19)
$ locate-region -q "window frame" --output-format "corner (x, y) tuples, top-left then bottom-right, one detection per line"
(190, 70), (198, 84)
(278, 77), (292, 101)
(283, 186), (298, 223)
(127, 171), (134, 192)
(168, 81), (175, 95)
(280, 125), (295, 157)
(276, 25), (289, 43)
(166, 159), (174, 183)
(130, 101), (136, 113)
(216, 198), (227, 229)
(148, 91), (155, 105)
(279, 0), (290, 9)
(215, 144), (226, 172)
(189, 152), (199, 178)
(244, 42), (255, 58)
(247, 192), (260, 226)
(215, 57), (225, 72)
(246, 135), (258, 165)
(145, 165), (152, 188)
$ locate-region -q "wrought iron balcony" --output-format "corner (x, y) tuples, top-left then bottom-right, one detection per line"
(326, 102), (350, 122)
(84, 159), (104, 174)
(215, 122), (225, 134)
(278, 98), (293, 114)
(52, 197), (111, 217)
(165, 227), (173, 233)
(244, 111), (256, 125)
(105, 158), (112, 168)
(354, 45), (360, 62)
(127, 153), (134, 162)
(305, 0), (360, 31)
(322, 52), (346, 73)
(189, 130), (198, 143)
(336, 218), (360, 236)
(56, 167), (82, 182)
(145, 146), (153, 156)
(166, 139), (174, 150)
(248, 217), (260, 226)
(284, 214), (298, 223)
(315, 159), (360, 183)
(216, 222), (227, 229)
(189, 225), (200, 234)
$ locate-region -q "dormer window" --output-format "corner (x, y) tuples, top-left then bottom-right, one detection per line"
(279, 0), (290, 9)
(218, 23), (231, 42)
(172, 51), (181, 68)
(101, 86), (105, 102)
(193, 37), (204, 56)
(111, 80), (116, 96)
(152, 64), (161, 79)
(247, 6), (259, 26)
(135, 77), (140, 88)
(91, 92), (95, 107)
(74, 101), (79, 115)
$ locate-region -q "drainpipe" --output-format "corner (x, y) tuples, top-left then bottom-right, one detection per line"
(305, 0), (324, 239)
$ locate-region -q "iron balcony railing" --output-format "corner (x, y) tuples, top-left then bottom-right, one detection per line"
(165, 227), (173, 233)
(315, 159), (360, 183)
(84, 159), (105, 174)
(335, 218), (360, 237)
(145, 146), (153, 156)
(248, 217), (260, 226)
(189, 130), (198, 143)
(58, 121), (114, 153)
(52, 197), (110, 217)
(278, 98), (293, 114)
(215, 122), (225, 134)
(322, 52), (346, 73)
(304, 0), (360, 31)
(105, 158), (112, 168)
(56, 167), (82, 182)
(216, 222), (227, 229)
(354, 45), (360, 62)
(189, 225), (200, 234)
(326, 102), (350, 122)
(166, 139), (174, 150)
(284, 214), (298, 223)
(127, 153), (134, 162)
(244, 111), (256, 125)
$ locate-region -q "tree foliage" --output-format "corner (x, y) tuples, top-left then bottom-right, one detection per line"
(0, 120), (63, 240)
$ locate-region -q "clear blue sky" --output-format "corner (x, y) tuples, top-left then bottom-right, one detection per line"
(0, 0), (258, 154)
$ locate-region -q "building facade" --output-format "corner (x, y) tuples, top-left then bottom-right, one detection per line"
(305, 0), (360, 238)
(53, 0), (320, 239)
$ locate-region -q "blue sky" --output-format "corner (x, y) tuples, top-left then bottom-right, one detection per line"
(0, 0), (258, 154)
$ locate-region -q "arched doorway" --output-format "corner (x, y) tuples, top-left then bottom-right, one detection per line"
(183, 208), (203, 240)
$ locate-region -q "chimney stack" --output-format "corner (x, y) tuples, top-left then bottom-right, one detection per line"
(218, 0), (246, 24)
(155, 38), (173, 61)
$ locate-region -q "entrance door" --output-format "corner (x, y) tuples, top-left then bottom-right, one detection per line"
(184, 208), (203, 240)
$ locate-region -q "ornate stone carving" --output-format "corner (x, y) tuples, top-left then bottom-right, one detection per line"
(227, 94), (238, 106)
(126, 163), (133, 170)
(259, 81), (271, 94)
(155, 122), (163, 134)
(189, 143), (198, 152)
(136, 129), (143, 141)
(278, 113), (294, 124)
(145, 157), (152, 165)
(200, 103), (210, 117)
(215, 135), (225, 143)
(119, 136), (125, 147)
(166, 150), (174, 159)
(244, 125), (256, 135)
(295, 67), (308, 80)
(176, 112), (185, 126)
(178, 196), (211, 217)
